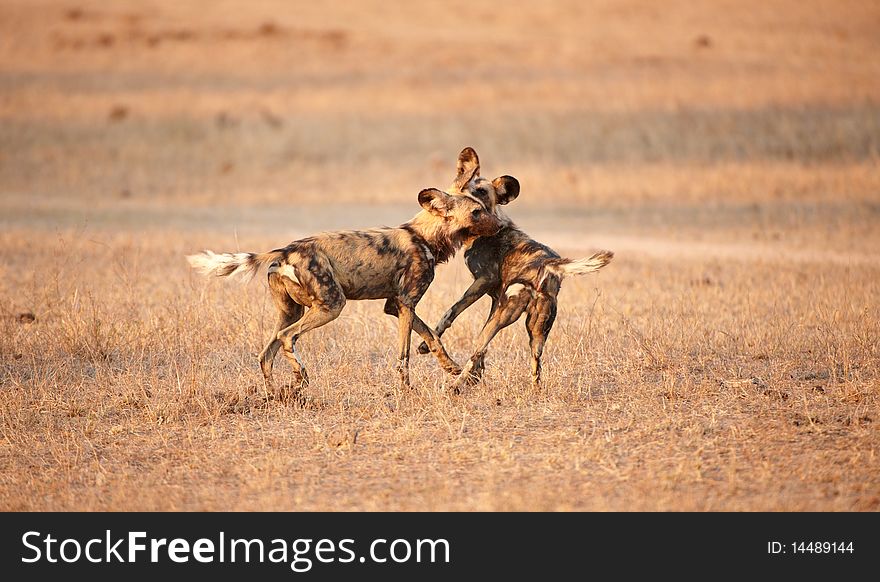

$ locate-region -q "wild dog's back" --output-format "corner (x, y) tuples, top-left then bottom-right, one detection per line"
(288, 228), (435, 301)
(465, 223), (562, 290)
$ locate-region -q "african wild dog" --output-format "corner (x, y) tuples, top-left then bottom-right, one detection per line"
(187, 187), (502, 390)
(417, 147), (613, 390)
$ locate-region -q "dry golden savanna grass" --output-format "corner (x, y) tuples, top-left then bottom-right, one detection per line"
(1, 0), (878, 510)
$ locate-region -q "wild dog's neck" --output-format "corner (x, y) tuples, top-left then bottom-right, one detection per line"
(401, 211), (466, 264)
(456, 208), (515, 250)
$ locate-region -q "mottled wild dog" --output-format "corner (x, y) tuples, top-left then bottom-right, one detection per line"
(187, 188), (502, 389)
(417, 148), (613, 390)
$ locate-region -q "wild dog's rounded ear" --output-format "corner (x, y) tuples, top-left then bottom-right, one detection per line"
(418, 188), (451, 217)
(453, 147), (480, 190)
(492, 175), (520, 205)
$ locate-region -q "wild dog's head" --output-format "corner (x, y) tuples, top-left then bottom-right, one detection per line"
(448, 147), (520, 216)
(417, 187), (502, 240)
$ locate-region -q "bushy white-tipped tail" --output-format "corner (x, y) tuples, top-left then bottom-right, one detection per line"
(547, 250), (614, 278)
(186, 250), (282, 280)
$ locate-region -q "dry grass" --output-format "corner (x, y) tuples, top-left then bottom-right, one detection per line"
(1, 0), (878, 511)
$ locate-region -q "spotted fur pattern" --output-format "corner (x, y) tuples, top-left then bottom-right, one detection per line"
(188, 187), (502, 390)
(417, 147), (614, 390)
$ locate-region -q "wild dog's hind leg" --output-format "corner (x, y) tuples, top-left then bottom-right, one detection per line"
(260, 271), (305, 388)
(276, 303), (343, 387)
(450, 284), (532, 393)
(469, 291), (500, 381)
(275, 259), (346, 386)
(525, 293), (557, 388)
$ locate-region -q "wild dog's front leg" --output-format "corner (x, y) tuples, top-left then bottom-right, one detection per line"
(384, 300), (461, 376)
(394, 301), (415, 388)
(412, 318), (461, 376)
(417, 276), (495, 355)
(468, 294), (499, 381)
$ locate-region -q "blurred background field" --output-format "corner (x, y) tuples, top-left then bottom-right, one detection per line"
(0, 0), (878, 510)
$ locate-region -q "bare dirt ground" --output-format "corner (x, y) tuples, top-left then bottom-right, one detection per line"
(1, 0), (878, 510)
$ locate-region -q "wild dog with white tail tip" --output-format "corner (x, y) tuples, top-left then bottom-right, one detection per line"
(417, 147), (614, 390)
(187, 187), (502, 390)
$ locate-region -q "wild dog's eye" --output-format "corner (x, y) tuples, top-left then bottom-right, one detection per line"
(471, 208), (483, 219)
(475, 188), (487, 195)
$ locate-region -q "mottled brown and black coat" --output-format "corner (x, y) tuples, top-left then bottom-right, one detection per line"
(418, 148), (614, 390)
(188, 187), (502, 389)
